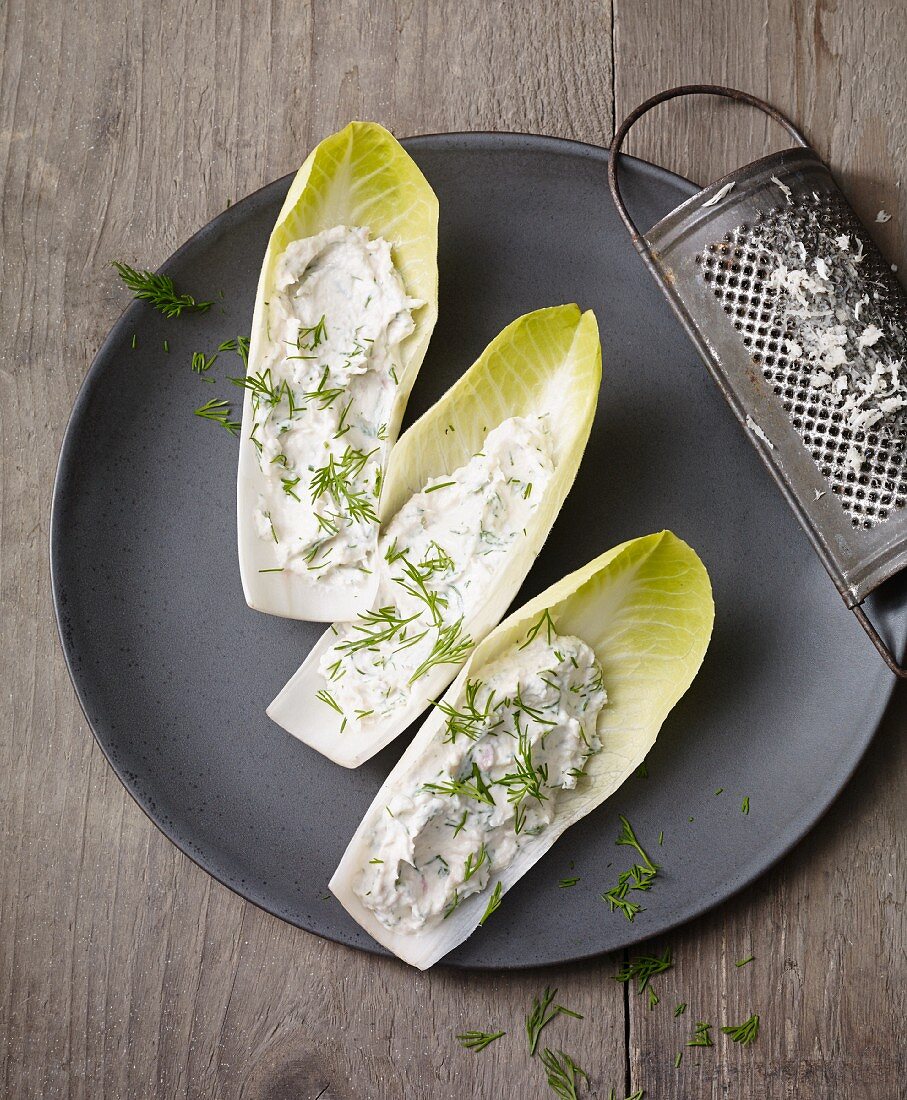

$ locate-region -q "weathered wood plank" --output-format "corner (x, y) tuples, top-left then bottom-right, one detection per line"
(0, 2), (626, 1099)
(613, 2), (907, 1095)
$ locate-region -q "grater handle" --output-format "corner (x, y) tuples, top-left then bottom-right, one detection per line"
(608, 84), (810, 255)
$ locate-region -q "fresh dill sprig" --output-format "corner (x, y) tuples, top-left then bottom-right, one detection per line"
(520, 608), (556, 649)
(436, 679), (499, 744)
(456, 1029), (505, 1052)
(559, 877), (580, 888)
(281, 476), (301, 501)
(218, 335), (251, 369)
(616, 814), (658, 871)
(526, 988), (584, 1056)
(612, 947), (673, 994)
(687, 1021), (713, 1048)
(425, 480), (456, 494)
(647, 987), (659, 1010)
(409, 619), (472, 682)
(674, 1002), (687, 1017)
(601, 816), (659, 921)
(721, 1014), (759, 1045)
(230, 369), (283, 406)
(297, 314), (327, 350)
(309, 446), (379, 525)
(194, 398), (239, 435)
(315, 688), (343, 716)
(112, 261), (212, 317)
(539, 1048), (589, 1100)
(337, 606), (422, 656)
(625, 1091), (645, 1100)
(479, 881), (503, 925)
(496, 728), (548, 806)
(735, 955), (755, 968)
(422, 762), (495, 806)
(395, 556), (448, 626)
(674, 1052), (682, 1068)
(463, 844), (488, 882)
(300, 366), (345, 410)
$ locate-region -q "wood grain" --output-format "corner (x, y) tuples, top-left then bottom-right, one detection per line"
(0, 0), (903, 1097)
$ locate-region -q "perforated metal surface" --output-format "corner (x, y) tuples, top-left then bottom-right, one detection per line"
(697, 193), (907, 528)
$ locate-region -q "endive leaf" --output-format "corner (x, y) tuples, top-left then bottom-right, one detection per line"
(329, 531), (714, 968)
(237, 121), (439, 621)
(267, 305), (602, 766)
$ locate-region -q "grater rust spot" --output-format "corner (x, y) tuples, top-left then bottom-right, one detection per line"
(698, 190), (907, 528)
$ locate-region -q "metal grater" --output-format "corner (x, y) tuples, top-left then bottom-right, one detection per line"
(609, 85), (907, 676)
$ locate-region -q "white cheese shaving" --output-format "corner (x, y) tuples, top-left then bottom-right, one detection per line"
(875, 209), (892, 223)
(702, 181), (736, 208)
(745, 415), (774, 449)
(814, 489), (826, 500)
(749, 213), (907, 479)
(770, 175), (793, 202)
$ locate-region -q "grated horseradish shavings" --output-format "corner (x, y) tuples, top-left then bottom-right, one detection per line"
(814, 489), (826, 500)
(876, 209), (892, 223)
(771, 175), (793, 202)
(751, 214), (907, 478)
(702, 181), (736, 208)
(745, 416), (774, 449)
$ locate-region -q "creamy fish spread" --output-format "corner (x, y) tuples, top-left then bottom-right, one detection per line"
(247, 225), (420, 580)
(317, 415), (554, 721)
(353, 630), (606, 932)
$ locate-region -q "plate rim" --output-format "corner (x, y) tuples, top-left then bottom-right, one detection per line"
(50, 130), (899, 970)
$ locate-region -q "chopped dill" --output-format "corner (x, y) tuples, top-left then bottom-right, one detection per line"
(601, 816), (659, 921)
(423, 762), (495, 806)
(520, 608), (556, 649)
(526, 987), (583, 1056)
(721, 1014), (759, 1045)
(539, 1049), (588, 1100)
(456, 1029), (505, 1052)
(409, 619), (472, 682)
(478, 881), (502, 926)
(191, 350), (218, 377)
(315, 688), (343, 716)
(193, 398), (239, 435)
(613, 947), (672, 994)
(687, 1022), (713, 1048)
(735, 955), (755, 968)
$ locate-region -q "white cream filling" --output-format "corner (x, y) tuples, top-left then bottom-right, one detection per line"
(248, 225), (420, 580)
(354, 631), (606, 933)
(318, 415), (555, 720)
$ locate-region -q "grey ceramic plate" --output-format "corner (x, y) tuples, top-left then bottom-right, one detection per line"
(51, 133), (906, 968)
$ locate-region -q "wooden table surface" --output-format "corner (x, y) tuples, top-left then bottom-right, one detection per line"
(2, 2), (905, 1097)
